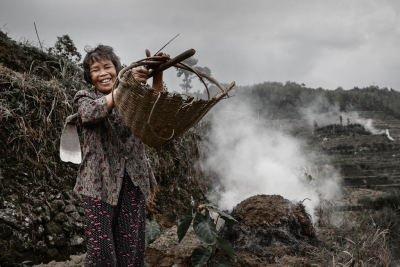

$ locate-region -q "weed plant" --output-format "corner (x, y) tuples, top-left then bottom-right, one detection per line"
(316, 200), (395, 266)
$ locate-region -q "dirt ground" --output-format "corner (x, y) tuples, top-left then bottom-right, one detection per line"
(33, 254), (85, 267)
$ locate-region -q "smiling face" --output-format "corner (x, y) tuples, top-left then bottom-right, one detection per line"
(89, 58), (117, 94)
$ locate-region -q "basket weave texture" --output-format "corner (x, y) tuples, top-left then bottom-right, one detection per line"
(114, 70), (228, 148)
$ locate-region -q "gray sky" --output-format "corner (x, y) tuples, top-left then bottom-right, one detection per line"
(1, 0), (400, 91)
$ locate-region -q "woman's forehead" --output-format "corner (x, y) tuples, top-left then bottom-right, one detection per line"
(89, 57), (113, 67)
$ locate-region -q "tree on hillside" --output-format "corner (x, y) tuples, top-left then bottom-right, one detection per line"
(176, 57), (211, 93)
(49, 35), (81, 63)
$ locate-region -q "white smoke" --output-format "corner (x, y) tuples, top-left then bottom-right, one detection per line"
(201, 97), (342, 222)
(300, 96), (382, 134)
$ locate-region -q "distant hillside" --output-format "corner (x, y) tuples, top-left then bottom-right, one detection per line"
(240, 81), (400, 119)
(196, 81), (400, 120)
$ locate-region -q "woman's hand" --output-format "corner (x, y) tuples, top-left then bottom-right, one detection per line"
(148, 49), (170, 92)
(130, 49), (170, 91)
(131, 68), (150, 84)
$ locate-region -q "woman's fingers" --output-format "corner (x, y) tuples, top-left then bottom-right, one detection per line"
(145, 49), (151, 57)
(146, 48), (170, 59)
(156, 51), (170, 59)
(132, 68), (149, 83)
(135, 68), (149, 75)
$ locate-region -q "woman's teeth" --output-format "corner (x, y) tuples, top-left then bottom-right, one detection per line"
(101, 79), (111, 83)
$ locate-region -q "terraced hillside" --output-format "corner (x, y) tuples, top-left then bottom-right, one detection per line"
(318, 112), (400, 191)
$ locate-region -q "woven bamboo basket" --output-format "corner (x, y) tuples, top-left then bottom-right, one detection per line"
(112, 49), (235, 148)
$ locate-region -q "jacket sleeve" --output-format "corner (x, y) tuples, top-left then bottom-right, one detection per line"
(74, 90), (109, 125)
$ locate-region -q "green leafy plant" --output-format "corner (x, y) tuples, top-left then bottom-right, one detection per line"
(177, 203), (238, 267)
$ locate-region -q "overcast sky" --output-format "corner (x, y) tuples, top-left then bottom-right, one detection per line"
(1, 0), (400, 91)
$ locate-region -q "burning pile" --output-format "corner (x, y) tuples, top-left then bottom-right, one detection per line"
(223, 194), (320, 266)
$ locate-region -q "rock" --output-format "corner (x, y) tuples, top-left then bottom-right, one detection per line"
(54, 212), (68, 223)
(52, 233), (67, 247)
(50, 200), (65, 213)
(62, 191), (74, 201)
(69, 254), (85, 264)
(0, 223), (13, 238)
(10, 237), (27, 252)
(74, 221), (84, 228)
(21, 260), (34, 266)
(35, 225), (45, 237)
(3, 200), (16, 209)
(0, 208), (19, 226)
(145, 219), (161, 247)
(64, 204), (77, 214)
(70, 235), (84, 246)
(69, 211), (82, 222)
(41, 205), (51, 219)
(62, 217), (75, 232)
(47, 234), (55, 246)
(45, 221), (63, 235)
(76, 206), (84, 215)
(223, 194), (319, 266)
(145, 226), (202, 266)
(9, 194), (18, 203)
(46, 233), (67, 247)
(33, 214), (43, 224)
(43, 215), (51, 223)
(46, 248), (59, 259)
(35, 240), (47, 254)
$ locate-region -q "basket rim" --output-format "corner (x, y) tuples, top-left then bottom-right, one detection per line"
(112, 49), (235, 102)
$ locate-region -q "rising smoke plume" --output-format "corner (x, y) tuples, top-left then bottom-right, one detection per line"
(300, 96), (383, 134)
(201, 95), (342, 222)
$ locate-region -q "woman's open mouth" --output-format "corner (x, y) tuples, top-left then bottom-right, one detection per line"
(100, 78), (111, 84)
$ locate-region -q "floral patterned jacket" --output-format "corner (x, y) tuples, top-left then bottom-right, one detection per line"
(73, 88), (157, 205)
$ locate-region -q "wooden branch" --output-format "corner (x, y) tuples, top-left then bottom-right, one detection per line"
(34, 22), (43, 51)
(148, 49), (196, 77)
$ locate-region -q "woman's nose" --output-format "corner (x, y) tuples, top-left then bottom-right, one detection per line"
(99, 68), (107, 76)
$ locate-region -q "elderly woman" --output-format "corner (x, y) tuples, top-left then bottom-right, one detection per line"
(74, 45), (163, 266)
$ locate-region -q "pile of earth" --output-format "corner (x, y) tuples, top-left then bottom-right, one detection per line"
(223, 195), (321, 266)
(145, 194), (322, 266)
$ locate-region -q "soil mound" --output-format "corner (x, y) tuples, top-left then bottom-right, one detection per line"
(224, 194), (319, 266)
